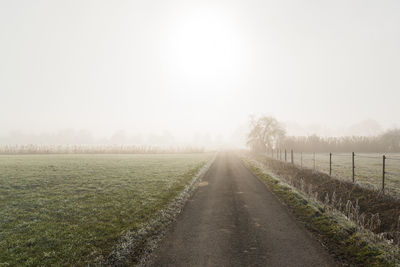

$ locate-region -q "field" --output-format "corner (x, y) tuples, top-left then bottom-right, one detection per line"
(273, 152), (400, 196)
(0, 153), (213, 266)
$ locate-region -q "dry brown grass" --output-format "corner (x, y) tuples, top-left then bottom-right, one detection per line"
(250, 153), (400, 246)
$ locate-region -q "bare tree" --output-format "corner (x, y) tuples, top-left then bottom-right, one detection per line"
(247, 115), (286, 152)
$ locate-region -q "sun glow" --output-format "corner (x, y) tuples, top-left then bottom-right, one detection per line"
(165, 9), (242, 83)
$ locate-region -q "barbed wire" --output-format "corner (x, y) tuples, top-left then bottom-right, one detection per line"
(385, 155), (400, 158)
(355, 155), (382, 159)
(386, 157), (400, 161)
(332, 153), (352, 157)
(263, 152), (400, 195)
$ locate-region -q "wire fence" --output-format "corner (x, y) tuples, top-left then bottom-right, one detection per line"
(266, 149), (400, 196)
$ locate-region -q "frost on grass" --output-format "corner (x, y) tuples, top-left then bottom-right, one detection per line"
(242, 153), (400, 265)
(105, 155), (216, 266)
(0, 153), (214, 266)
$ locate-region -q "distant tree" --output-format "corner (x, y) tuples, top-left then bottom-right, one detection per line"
(246, 115), (400, 153)
(247, 115), (286, 152)
(379, 129), (400, 152)
(280, 128), (400, 153)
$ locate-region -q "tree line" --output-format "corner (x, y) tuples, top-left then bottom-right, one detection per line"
(247, 116), (400, 153)
(0, 145), (205, 154)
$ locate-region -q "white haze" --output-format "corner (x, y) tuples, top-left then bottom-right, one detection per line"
(1, 0), (399, 146)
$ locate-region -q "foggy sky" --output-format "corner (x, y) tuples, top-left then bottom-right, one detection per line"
(1, 0), (399, 145)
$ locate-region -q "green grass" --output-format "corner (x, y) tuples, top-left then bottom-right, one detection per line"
(0, 153), (213, 266)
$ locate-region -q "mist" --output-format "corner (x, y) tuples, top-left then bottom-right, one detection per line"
(1, 0), (400, 146)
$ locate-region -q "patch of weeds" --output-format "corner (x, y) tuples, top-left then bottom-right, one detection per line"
(241, 157), (400, 267)
(249, 153), (400, 246)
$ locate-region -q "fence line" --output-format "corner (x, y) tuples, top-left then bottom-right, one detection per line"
(266, 149), (400, 196)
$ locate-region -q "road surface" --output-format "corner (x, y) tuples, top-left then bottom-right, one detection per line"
(149, 152), (336, 266)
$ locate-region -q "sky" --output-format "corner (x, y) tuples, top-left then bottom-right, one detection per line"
(1, 0), (400, 145)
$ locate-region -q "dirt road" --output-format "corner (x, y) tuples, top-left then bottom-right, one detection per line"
(149, 153), (336, 266)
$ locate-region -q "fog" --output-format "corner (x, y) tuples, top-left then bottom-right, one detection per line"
(1, 1), (399, 146)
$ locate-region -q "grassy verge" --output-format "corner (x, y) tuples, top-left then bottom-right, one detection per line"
(250, 153), (400, 243)
(240, 155), (400, 266)
(0, 153), (214, 266)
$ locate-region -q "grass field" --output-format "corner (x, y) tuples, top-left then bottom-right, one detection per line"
(273, 152), (400, 196)
(0, 153), (213, 266)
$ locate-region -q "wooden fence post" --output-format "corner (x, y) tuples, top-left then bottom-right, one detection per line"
(352, 152), (355, 183)
(329, 153), (332, 176)
(382, 155), (386, 192)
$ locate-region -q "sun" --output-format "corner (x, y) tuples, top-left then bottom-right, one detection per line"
(164, 9), (241, 83)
